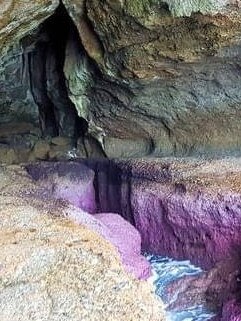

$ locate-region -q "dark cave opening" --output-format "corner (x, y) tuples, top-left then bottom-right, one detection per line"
(22, 4), (88, 142)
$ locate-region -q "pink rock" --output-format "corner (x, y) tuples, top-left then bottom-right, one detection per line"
(95, 213), (151, 279)
(26, 162), (97, 213)
(64, 208), (151, 279)
(52, 174), (96, 213)
(214, 300), (241, 321)
(26, 162), (151, 280)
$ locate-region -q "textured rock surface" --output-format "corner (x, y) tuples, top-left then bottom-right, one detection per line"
(165, 256), (241, 313)
(74, 0), (241, 157)
(219, 300), (241, 321)
(2, 1), (241, 156)
(0, 163), (164, 320)
(109, 158), (241, 268)
(80, 157), (241, 319)
(0, 0), (59, 124)
(25, 161), (151, 279)
(0, 0), (59, 53)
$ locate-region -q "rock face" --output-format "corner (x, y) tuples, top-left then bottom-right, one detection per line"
(63, 0), (241, 156)
(79, 157), (241, 319)
(0, 0), (59, 124)
(1, 1), (241, 156)
(1, 1), (241, 319)
(92, 158), (241, 269)
(25, 161), (151, 279)
(0, 163), (165, 321)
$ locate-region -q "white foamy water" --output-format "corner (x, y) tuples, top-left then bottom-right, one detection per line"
(145, 254), (216, 321)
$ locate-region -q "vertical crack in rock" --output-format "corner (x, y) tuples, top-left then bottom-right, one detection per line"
(22, 3), (90, 140)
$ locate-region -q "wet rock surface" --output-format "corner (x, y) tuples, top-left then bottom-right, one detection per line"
(0, 163), (164, 321)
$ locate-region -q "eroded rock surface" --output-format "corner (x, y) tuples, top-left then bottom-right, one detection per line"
(79, 157), (241, 319)
(108, 158), (241, 268)
(2, 1), (241, 156)
(0, 0), (59, 124)
(0, 163), (164, 321)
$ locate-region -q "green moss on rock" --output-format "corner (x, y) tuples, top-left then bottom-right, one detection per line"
(125, 0), (152, 17)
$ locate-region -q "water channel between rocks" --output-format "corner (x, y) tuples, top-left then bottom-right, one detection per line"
(146, 254), (216, 321)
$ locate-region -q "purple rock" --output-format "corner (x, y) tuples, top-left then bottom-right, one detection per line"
(131, 184), (241, 269)
(64, 208), (151, 279)
(26, 161), (151, 280)
(212, 300), (241, 321)
(95, 213), (151, 279)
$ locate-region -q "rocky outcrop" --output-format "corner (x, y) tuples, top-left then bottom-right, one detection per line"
(25, 161), (151, 279)
(0, 163), (165, 321)
(165, 256), (241, 313)
(78, 157), (241, 319)
(68, 0), (241, 157)
(93, 158), (241, 269)
(0, 0), (59, 54)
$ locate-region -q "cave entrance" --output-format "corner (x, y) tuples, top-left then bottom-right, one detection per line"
(22, 4), (88, 142)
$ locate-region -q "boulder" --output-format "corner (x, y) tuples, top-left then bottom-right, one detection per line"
(33, 140), (51, 160)
(0, 146), (18, 164)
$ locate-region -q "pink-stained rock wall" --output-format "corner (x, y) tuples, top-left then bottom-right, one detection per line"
(75, 158), (241, 319)
(95, 213), (151, 279)
(132, 188), (241, 269)
(211, 300), (241, 321)
(26, 159), (241, 317)
(26, 162), (151, 280)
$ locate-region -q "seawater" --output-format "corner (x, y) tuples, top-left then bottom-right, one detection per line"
(145, 254), (216, 321)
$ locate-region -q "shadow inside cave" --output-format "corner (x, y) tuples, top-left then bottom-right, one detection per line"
(21, 3), (88, 141)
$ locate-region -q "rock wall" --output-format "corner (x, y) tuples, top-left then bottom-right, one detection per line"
(89, 158), (241, 268)
(0, 0), (65, 122)
(80, 157), (241, 320)
(2, 1), (241, 156)
(0, 0), (58, 125)
(0, 44), (39, 124)
(83, 0), (241, 157)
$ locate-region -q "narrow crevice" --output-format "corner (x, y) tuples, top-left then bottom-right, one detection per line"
(21, 3), (89, 143)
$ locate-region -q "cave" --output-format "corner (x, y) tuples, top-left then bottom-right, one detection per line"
(1, 1), (241, 321)
(0, 3), (105, 161)
(18, 4), (88, 144)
